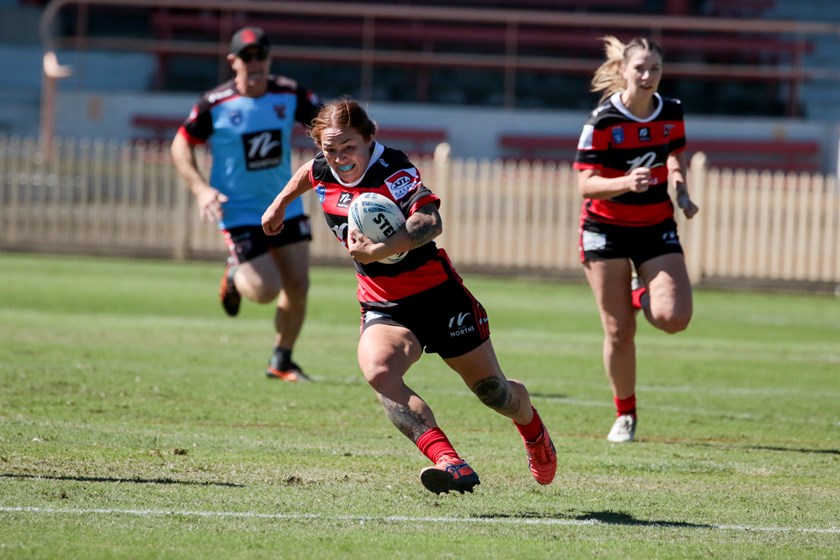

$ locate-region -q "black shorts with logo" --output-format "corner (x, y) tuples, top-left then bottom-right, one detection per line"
(224, 215), (312, 264)
(579, 217), (683, 270)
(360, 278), (490, 359)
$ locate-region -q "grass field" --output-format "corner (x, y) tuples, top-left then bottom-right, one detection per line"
(1, 252), (838, 559)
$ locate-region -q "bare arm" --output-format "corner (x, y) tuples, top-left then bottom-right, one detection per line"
(668, 151), (699, 219)
(348, 202), (442, 264)
(262, 160), (315, 235)
(577, 167), (653, 200)
(170, 133), (227, 222)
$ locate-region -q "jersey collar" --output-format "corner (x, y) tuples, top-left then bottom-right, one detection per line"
(327, 141), (385, 187)
(610, 91), (663, 123)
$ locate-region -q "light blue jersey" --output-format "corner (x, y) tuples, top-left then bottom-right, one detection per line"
(180, 76), (321, 230)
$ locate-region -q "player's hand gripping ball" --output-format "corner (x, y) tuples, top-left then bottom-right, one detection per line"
(347, 192), (407, 264)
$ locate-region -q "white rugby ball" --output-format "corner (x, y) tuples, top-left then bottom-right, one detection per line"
(347, 192), (407, 264)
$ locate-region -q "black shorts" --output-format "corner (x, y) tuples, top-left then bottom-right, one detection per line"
(223, 215), (312, 264)
(360, 278), (490, 359)
(579, 217), (683, 270)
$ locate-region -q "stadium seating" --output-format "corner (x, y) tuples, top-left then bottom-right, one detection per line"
(41, 1), (812, 118)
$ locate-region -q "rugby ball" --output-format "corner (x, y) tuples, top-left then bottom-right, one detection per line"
(347, 192), (407, 264)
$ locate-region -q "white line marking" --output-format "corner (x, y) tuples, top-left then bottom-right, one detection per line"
(2, 506), (838, 534)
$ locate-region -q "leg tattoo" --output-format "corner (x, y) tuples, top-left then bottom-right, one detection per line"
(473, 376), (520, 415)
(381, 397), (433, 442)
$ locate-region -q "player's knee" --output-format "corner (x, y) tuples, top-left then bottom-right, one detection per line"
(606, 323), (636, 350)
(239, 275), (278, 303)
(359, 354), (403, 392)
(659, 313), (691, 334)
(652, 307), (692, 334)
(253, 283), (280, 304)
(283, 274), (310, 299)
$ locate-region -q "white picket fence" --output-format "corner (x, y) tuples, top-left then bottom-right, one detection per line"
(1, 135), (838, 289)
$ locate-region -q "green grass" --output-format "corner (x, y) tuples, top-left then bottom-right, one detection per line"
(1, 252), (838, 559)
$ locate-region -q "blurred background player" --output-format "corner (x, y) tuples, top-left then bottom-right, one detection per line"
(262, 98), (557, 494)
(574, 36), (700, 442)
(171, 27), (322, 382)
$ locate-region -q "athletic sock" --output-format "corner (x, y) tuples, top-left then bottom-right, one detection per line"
(614, 394), (637, 418)
(514, 405), (544, 442)
(416, 427), (459, 463)
(269, 347), (293, 370)
(631, 286), (648, 310)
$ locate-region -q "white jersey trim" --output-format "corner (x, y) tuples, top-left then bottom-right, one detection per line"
(328, 142), (386, 187)
(610, 91), (663, 123)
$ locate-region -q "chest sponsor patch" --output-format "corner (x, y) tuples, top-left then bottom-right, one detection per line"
(337, 191), (354, 209)
(242, 129), (283, 170)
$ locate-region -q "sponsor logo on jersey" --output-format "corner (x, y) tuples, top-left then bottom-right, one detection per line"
(612, 126), (624, 145)
(638, 127), (651, 142)
(384, 168), (420, 200)
(315, 185), (326, 203)
(627, 152), (657, 171)
(242, 129), (283, 170)
(273, 105), (286, 119)
(663, 123), (674, 137)
(337, 191), (353, 209)
(229, 110), (243, 126)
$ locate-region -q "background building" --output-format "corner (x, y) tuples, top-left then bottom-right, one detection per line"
(1, 0), (839, 172)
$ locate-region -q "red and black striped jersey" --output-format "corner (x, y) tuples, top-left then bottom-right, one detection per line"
(574, 92), (687, 227)
(309, 142), (451, 307)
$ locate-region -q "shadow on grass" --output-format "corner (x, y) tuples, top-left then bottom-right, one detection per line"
(679, 441), (840, 456)
(477, 510), (714, 529)
(741, 444), (840, 456)
(1, 473), (244, 487)
(574, 510), (714, 529)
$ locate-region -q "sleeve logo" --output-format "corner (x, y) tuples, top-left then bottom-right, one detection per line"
(384, 168), (420, 200)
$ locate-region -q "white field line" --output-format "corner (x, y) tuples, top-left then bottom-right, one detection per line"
(1, 506), (839, 535)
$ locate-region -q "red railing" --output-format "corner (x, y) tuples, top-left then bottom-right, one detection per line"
(38, 0), (840, 146)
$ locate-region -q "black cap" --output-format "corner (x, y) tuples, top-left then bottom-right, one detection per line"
(229, 27), (270, 56)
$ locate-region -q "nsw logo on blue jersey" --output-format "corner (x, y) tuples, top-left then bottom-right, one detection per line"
(242, 129), (283, 171)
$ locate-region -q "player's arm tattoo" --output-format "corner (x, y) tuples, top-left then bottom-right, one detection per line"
(381, 397), (433, 442)
(473, 376), (519, 415)
(404, 203), (442, 248)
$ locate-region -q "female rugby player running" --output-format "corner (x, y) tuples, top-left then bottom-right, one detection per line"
(262, 98), (557, 494)
(574, 36), (699, 443)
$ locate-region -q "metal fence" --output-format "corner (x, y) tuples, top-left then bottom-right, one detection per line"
(1, 135), (838, 291)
